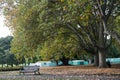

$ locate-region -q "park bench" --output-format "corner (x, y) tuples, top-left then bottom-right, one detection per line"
(19, 66), (40, 75)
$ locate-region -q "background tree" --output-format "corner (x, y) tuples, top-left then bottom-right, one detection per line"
(39, 28), (81, 65)
(0, 36), (19, 67)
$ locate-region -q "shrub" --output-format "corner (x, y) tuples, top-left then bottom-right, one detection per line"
(0, 66), (22, 71)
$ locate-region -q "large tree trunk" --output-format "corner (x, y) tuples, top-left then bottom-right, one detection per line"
(98, 22), (107, 68)
(98, 49), (106, 68)
(93, 53), (99, 67)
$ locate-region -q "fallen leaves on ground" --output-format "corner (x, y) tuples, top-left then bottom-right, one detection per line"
(40, 64), (120, 75)
(0, 64), (120, 80)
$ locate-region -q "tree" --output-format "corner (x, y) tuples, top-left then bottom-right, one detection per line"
(2, 0), (120, 68)
(5, 53), (16, 67)
(0, 48), (5, 67)
(45, 0), (120, 67)
(0, 36), (19, 67)
(39, 28), (80, 65)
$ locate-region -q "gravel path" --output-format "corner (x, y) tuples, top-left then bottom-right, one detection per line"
(0, 65), (120, 80)
(0, 73), (119, 80)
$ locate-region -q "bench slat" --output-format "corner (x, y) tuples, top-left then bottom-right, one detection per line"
(19, 66), (40, 75)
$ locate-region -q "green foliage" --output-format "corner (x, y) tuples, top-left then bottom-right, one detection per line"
(39, 28), (79, 61)
(115, 16), (120, 34)
(1, 0), (120, 67)
(0, 66), (22, 71)
(0, 36), (20, 67)
(106, 40), (120, 58)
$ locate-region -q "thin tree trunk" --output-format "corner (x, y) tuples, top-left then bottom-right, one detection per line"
(98, 49), (106, 68)
(60, 57), (69, 65)
(7, 64), (8, 67)
(2, 64), (3, 68)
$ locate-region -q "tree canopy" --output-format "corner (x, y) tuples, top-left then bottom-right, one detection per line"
(0, 36), (20, 67)
(1, 0), (120, 67)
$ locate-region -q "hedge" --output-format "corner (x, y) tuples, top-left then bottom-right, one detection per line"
(0, 66), (22, 71)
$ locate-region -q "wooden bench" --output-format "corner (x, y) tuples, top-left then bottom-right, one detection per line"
(19, 66), (40, 75)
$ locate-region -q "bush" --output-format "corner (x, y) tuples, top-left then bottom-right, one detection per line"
(0, 66), (22, 71)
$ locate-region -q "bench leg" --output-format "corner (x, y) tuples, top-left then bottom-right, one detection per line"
(34, 71), (40, 75)
(19, 72), (21, 75)
(38, 71), (40, 75)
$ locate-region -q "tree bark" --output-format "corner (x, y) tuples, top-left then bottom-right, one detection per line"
(60, 57), (69, 65)
(93, 53), (99, 67)
(2, 64), (3, 68)
(98, 22), (107, 68)
(98, 49), (106, 68)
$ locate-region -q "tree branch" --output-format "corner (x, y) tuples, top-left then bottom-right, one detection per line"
(111, 32), (120, 44)
(77, 21), (95, 47)
(106, 0), (116, 21)
(65, 23), (87, 48)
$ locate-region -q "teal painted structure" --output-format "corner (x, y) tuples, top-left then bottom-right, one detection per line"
(69, 60), (89, 65)
(30, 60), (90, 67)
(29, 58), (120, 67)
(106, 58), (120, 64)
(84, 61), (89, 65)
(30, 61), (57, 67)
